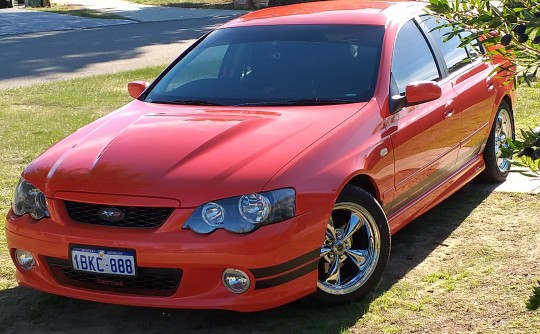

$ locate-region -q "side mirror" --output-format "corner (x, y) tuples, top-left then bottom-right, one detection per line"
(128, 81), (149, 99)
(405, 81), (441, 105)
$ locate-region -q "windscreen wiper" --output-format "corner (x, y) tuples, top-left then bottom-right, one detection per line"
(148, 99), (225, 106)
(281, 98), (357, 105)
(235, 98), (357, 106)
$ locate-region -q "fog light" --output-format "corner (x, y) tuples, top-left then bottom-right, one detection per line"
(222, 268), (250, 294)
(14, 249), (35, 270)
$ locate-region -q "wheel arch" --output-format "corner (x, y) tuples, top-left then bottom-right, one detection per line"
(342, 173), (380, 204)
(499, 95), (516, 137)
(501, 95), (513, 112)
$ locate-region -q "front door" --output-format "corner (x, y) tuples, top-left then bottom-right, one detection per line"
(385, 20), (462, 216)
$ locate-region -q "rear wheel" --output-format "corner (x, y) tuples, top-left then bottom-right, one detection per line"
(313, 185), (390, 304)
(480, 101), (514, 183)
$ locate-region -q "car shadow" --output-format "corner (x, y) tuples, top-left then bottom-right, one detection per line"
(0, 183), (495, 334)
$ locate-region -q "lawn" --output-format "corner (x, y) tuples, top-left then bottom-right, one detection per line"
(130, 0), (238, 9)
(0, 72), (539, 333)
(32, 4), (130, 20)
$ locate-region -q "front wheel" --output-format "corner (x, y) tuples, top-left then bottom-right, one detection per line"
(313, 185), (390, 304)
(480, 101), (514, 183)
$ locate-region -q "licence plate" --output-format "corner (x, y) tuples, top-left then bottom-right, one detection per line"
(70, 246), (136, 277)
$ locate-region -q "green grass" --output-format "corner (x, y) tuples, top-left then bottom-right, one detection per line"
(32, 5), (130, 20)
(515, 82), (540, 132)
(0, 72), (539, 332)
(130, 0), (238, 9)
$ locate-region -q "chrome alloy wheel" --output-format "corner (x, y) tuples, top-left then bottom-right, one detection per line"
(318, 202), (381, 295)
(494, 107), (513, 173)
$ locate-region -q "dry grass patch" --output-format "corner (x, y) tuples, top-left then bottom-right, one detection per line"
(33, 4), (130, 20)
(130, 0), (237, 9)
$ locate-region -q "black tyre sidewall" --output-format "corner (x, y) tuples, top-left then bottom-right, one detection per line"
(313, 185), (391, 304)
(480, 101), (514, 183)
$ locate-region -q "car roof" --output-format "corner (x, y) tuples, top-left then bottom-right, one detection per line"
(221, 0), (426, 28)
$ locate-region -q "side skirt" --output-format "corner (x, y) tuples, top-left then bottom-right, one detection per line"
(387, 155), (485, 235)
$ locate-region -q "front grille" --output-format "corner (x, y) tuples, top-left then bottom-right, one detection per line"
(65, 201), (173, 228)
(46, 257), (181, 297)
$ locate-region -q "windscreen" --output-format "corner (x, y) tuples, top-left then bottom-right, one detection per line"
(145, 24), (385, 106)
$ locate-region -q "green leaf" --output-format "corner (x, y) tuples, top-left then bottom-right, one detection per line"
(530, 27), (539, 41)
(488, 19), (504, 29)
(522, 10), (536, 21)
(507, 138), (520, 149)
(478, 13), (494, 22)
(505, 14), (518, 23)
(501, 147), (516, 158)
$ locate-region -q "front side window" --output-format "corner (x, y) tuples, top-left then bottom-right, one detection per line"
(145, 25), (385, 106)
(391, 20), (440, 94)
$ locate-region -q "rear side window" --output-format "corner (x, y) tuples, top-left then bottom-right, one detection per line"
(423, 16), (471, 73)
(392, 20), (440, 94)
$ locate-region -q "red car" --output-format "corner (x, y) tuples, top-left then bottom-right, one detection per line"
(6, 0), (515, 312)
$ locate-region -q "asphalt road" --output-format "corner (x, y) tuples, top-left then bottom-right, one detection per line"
(0, 16), (237, 89)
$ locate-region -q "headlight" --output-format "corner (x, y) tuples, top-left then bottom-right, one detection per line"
(183, 188), (295, 234)
(12, 178), (50, 220)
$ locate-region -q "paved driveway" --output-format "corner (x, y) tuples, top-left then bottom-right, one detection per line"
(0, 4), (244, 89)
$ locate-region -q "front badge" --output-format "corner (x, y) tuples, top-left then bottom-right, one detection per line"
(98, 208), (125, 222)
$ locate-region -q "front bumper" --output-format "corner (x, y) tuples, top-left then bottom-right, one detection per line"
(5, 201), (331, 312)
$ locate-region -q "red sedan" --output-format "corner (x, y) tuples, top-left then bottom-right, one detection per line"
(6, 0), (515, 312)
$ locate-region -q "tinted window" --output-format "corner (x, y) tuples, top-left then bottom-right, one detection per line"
(423, 16), (470, 73)
(461, 30), (483, 59)
(146, 25), (385, 106)
(392, 20), (440, 94)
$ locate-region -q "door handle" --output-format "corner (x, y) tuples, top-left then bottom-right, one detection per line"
(444, 99), (454, 118)
(381, 125), (398, 137)
(486, 79), (494, 91)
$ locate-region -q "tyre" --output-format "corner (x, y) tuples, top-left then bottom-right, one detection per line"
(313, 185), (390, 304)
(480, 101), (514, 183)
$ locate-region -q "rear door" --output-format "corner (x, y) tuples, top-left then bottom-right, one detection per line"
(422, 16), (497, 169)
